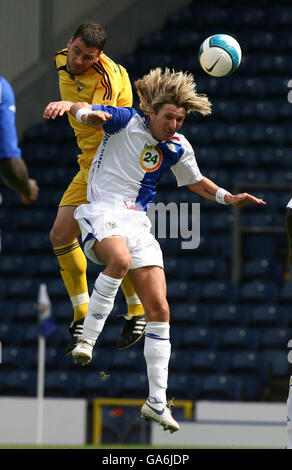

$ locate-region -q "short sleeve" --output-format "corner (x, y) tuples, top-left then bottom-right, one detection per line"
(0, 77), (21, 159)
(171, 135), (203, 186)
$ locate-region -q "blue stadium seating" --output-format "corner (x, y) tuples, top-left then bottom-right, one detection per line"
(111, 349), (144, 373)
(208, 304), (248, 327)
(3, 370), (36, 396)
(177, 326), (219, 350)
(199, 374), (243, 401)
(262, 350), (291, 378)
(45, 371), (80, 397)
(169, 349), (191, 373)
(170, 303), (209, 326)
(247, 304), (287, 327)
(168, 373), (202, 400)
(190, 257), (229, 280)
(188, 350), (229, 375)
(239, 281), (279, 304)
(218, 327), (260, 351)
(2, 346), (30, 370)
(260, 327), (292, 350)
(118, 373), (148, 398)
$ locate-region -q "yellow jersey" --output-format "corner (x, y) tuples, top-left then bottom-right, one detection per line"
(55, 49), (133, 169)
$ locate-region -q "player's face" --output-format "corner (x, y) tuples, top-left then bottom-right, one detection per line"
(67, 37), (101, 75)
(148, 104), (186, 141)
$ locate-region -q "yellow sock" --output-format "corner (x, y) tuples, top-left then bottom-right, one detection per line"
(54, 241), (89, 322)
(121, 274), (144, 316)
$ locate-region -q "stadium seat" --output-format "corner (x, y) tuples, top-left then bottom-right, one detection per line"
(177, 326), (219, 350)
(0, 255), (35, 276)
(260, 327), (292, 350)
(35, 256), (60, 276)
(3, 370), (36, 396)
(199, 374), (243, 401)
(23, 233), (51, 255)
(208, 304), (247, 327)
(279, 281), (292, 304)
(168, 373), (202, 400)
(54, 301), (74, 322)
(239, 280), (279, 304)
(0, 322), (23, 346)
(243, 234), (281, 259)
(97, 324), (123, 348)
(167, 280), (197, 302)
(119, 372), (148, 398)
(169, 349), (191, 373)
(164, 257), (185, 279)
(218, 327), (260, 351)
(240, 376), (262, 401)
(190, 257), (229, 280)
(79, 371), (121, 398)
(199, 281), (238, 303)
(208, 212), (234, 234)
(188, 350), (229, 375)
(6, 279), (39, 300)
(247, 304), (287, 327)
(170, 303), (209, 326)
(227, 350), (260, 373)
(2, 346), (30, 370)
(262, 350), (291, 378)
(242, 257), (282, 283)
(45, 371), (80, 397)
(14, 300), (38, 323)
(111, 349), (144, 373)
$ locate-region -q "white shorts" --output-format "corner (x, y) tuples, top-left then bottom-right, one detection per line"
(287, 198), (292, 209)
(74, 201), (164, 270)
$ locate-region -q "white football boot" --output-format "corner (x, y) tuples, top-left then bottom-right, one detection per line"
(72, 338), (94, 365)
(141, 398), (180, 433)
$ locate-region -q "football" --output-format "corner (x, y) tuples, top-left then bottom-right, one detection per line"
(199, 34), (242, 77)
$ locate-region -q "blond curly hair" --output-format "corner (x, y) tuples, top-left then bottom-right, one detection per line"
(134, 67), (212, 116)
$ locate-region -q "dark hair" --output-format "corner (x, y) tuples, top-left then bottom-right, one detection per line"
(72, 22), (107, 50)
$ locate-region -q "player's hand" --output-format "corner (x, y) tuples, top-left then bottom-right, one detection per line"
(20, 179), (39, 204)
(43, 101), (74, 120)
(225, 192), (267, 207)
(85, 110), (112, 128)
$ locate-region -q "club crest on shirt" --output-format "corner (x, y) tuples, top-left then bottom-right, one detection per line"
(140, 145), (163, 172)
(105, 220), (117, 230)
(76, 81), (84, 91)
(166, 143), (177, 152)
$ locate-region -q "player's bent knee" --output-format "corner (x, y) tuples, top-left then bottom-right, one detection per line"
(108, 253), (132, 278)
(146, 301), (169, 322)
(50, 226), (75, 247)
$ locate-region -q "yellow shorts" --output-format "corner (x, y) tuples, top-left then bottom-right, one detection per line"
(59, 168), (89, 207)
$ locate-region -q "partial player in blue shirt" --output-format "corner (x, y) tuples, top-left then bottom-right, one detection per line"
(0, 76), (38, 203)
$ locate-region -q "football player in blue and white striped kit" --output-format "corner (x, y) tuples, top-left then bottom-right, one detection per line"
(67, 68), (266, 432)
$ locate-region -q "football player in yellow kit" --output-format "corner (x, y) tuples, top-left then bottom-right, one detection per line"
(43, 22), (145, 355)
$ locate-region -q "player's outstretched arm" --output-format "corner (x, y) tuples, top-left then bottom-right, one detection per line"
(69, 102), (112, 128)
(0, 158), (39, 204)
(188, 177), (266, 207)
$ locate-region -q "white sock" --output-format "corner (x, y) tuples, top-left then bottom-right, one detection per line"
(82, 272), (122, 344)
(287, 376), (292, 448)
(144, 321), (171, 404)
